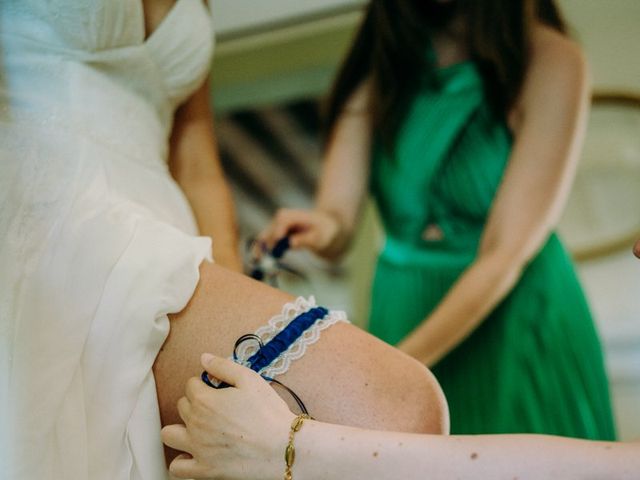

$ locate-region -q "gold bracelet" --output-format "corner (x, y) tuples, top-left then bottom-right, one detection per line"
(284, 413), (310, 480)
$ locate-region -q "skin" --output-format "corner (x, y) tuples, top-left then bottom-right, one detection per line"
(162, 353), (640, 480)
(260, 24), (591, 366)
(145, 1), (450, 467)
(142, 0), (178, 37)
(169, 82), (243, 272)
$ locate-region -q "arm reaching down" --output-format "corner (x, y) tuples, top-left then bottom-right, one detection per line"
(163, 354), (639, 480)
(259, 80), (373, 260)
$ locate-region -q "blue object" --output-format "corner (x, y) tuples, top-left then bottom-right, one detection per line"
(270, 236), (290, 259)
(248, 236), (296, 285)
(245, 306), (328, 373)
(200, 306), (330, 416)
(201, 370), (227, 389)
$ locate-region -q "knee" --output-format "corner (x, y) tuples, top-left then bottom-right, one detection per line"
(351, 339), (450, 435)
(397, 357), (450, 434)
(282, 323), (450, 435)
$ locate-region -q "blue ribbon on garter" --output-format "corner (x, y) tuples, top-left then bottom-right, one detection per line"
(202, 306), (329, 388)
(245, 306), (329, 372)
(201, 306), (330, 416)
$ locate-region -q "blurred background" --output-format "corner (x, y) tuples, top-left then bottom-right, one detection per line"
(209, 0), (639, 440)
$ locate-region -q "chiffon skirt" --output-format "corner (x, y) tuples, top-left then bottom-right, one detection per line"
(1, 119), (211, 479)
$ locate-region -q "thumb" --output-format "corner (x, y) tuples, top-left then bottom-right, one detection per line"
(201, 353), (257, 388)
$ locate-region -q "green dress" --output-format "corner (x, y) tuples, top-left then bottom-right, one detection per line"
(368, 61), (616, 439)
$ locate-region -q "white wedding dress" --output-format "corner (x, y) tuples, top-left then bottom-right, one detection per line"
(0, 1), (216, 478)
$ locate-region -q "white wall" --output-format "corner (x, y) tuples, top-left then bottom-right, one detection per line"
(560, 0), (640, 91)
(212, 0), (639, 90)
(213, 0), (364, 36)
(558, 0), (640, 440)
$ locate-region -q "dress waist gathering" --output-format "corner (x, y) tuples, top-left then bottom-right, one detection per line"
(380, 233), (479, 268)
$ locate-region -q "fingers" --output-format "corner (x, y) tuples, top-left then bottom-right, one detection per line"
(185, 375), (209, 403)
(259, 208), (312, 249)
(289, 229), (320, 249)
(177, 396), (191, 424)
(201, 353), (258, 388)
(169, 453), (211, 479)
(271, 211), (297, 244)
(161, 424), (191, 453)
(272, 209), (305, 244)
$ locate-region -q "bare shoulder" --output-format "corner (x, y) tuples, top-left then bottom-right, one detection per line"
(511, 24), (589, 126)
(532, 24), (587, 73)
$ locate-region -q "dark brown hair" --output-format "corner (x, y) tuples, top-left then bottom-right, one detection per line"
(324, 0), (567, 148)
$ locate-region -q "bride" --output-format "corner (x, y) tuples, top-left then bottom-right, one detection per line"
(0, 1), (447, 479)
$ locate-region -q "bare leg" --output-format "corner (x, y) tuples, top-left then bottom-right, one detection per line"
(154, 263), (449, 460)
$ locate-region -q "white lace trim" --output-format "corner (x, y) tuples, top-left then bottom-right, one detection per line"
(234, 296), (348, 379)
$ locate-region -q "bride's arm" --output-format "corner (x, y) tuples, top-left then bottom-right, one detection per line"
(163, 355), (639, 480)
(168, 78), (242, 271)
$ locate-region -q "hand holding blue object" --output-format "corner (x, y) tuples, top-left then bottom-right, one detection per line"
(247, 236), (305, 286)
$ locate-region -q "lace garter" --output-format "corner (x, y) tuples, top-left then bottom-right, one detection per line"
(234, 296), (348, 379)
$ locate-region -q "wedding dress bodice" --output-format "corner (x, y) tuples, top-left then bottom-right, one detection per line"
(0, 0), (214, 166)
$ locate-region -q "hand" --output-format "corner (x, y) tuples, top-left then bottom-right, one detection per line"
(161, 354), (295, 480)
(259, 208), (344, 259)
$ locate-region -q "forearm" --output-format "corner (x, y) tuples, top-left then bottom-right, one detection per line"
(311, 84), (372, 259)
(180, 175), (241, 271)
(312, 156), (367, 259)
(314, 147), (366, 239)
(169, 84), (242, 271)
(294, 422), (638, 480)
(293, 421), (427, 480)
(399, 253), (522, 366)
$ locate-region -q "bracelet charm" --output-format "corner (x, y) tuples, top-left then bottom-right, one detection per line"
(284, 414), (310, 480)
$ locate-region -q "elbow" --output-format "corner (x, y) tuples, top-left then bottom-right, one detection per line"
(476, 245), (530, 291)
(478, 228), (551, 277)
(386, 355), (451, 435)
(419, 367), (450, 435)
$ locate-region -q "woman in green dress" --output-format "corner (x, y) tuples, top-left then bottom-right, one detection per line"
(260, 0), (615, 438)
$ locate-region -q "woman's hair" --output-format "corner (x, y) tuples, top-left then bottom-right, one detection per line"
(324, 0), (567, 148)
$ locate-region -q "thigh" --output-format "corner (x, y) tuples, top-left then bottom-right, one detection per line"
(153, 263), (448, 452)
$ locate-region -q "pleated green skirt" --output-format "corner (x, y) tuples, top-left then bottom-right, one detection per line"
(369, 234), (616, 439)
